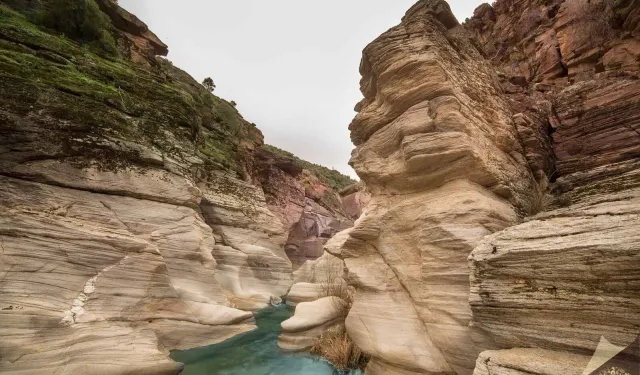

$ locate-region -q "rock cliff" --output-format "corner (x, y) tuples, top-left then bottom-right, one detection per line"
(0, 1), (356, 373)
(339, 0), (640, 374)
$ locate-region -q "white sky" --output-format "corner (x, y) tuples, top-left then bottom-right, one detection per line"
(118, 1), (486, 178)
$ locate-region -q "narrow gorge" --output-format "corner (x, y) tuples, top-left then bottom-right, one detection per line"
(0, 0), (639, 375)
(0, 0), (361, 373)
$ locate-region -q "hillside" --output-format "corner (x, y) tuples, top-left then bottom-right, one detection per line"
(263, 144), (356, 191)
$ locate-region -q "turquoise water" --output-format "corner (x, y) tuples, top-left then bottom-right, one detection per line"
(171, 305), (361, 375)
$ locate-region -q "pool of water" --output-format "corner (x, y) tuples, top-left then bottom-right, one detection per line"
(171, 304), (361, 375)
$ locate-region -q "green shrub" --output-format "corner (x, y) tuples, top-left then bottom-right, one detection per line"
(202, 77), (215, 92)
(39, 0), (117, 55)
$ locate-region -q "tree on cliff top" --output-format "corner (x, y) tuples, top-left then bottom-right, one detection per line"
(202, 77), (216, 92)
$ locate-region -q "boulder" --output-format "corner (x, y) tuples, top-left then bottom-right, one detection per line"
(286, 282), (325, 306)
(277, 297), (347, 352)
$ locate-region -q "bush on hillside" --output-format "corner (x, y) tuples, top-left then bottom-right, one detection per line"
(39, 0), (117, 55)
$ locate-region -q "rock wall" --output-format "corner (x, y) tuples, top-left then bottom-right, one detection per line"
(0, 2), (353, 373)
(340, 0), (640, 374)
(340, 182), (372, 220)
(340, 1), (539, 373)
(254, 148), (354, 270)
(464, 0), (640, 373)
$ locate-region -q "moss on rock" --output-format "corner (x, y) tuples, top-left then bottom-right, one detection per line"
(0, 3), (261, 178)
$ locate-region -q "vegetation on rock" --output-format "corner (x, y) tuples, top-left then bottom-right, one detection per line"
(311, 325), (369, 372)
(202, 76), (215, 92)
(37, 0), (118, 55)
(0, 3), (261, 176)
(308, 257), (368, 372)
(0, 1), (348, 193)
(263, 144), (356, 191)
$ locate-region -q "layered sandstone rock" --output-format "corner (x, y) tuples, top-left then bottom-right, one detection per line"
(465, 0), (640, 83)
(472, 348), (591, 375)
(341, 0), (640, 374)
(287, 237), (350, 306)
(340, 1), (539, 373)
(277, 296), (348, 352)
(470, 189), (640, 357)
(463, 1), (640, 374)
(198, 172), (294, 310)
(285, 198), (352, 267)
(95, 0), (168, 65)
(0, 175), (255, 374)
(254, 148), (353, 269)
(0, 2), (350, 373)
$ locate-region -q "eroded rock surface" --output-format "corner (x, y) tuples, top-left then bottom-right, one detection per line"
(0, 2), (353, 373)
(340, 0), (640, 374)
(254, 148), (353, 269)
(340, 0), (540, 372)
(0, 175), (255, 374)
(340, 182), (371, 220)
(287, 236), (350, 307)
(464, 1), (640, 374)
(277, 296), (347, 352)
(472, 348), (590, 375)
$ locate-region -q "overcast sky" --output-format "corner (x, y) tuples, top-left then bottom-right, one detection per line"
(118, 1), (485, 178)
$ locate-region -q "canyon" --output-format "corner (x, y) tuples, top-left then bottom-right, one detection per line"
(0, 1), (358, 373)
(0, 0), (639, 375)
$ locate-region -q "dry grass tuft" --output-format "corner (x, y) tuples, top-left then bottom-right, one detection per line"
(311, 258), (367, 370)
(316, 260), (354, 318)
(311, 325), (369, 371)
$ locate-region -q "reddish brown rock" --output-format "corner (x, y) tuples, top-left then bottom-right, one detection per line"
(339, 1), (640, 374)
(253, 149), (353, 269)
(460, 1), (640, 374)
(285, 198), (351, 268)
(340, 182), (371, 220)
(552, 77), (640, 182)
(254, 147), (306, 231)
(95, 0), (169, 65)
(466, 0), (640, 84)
